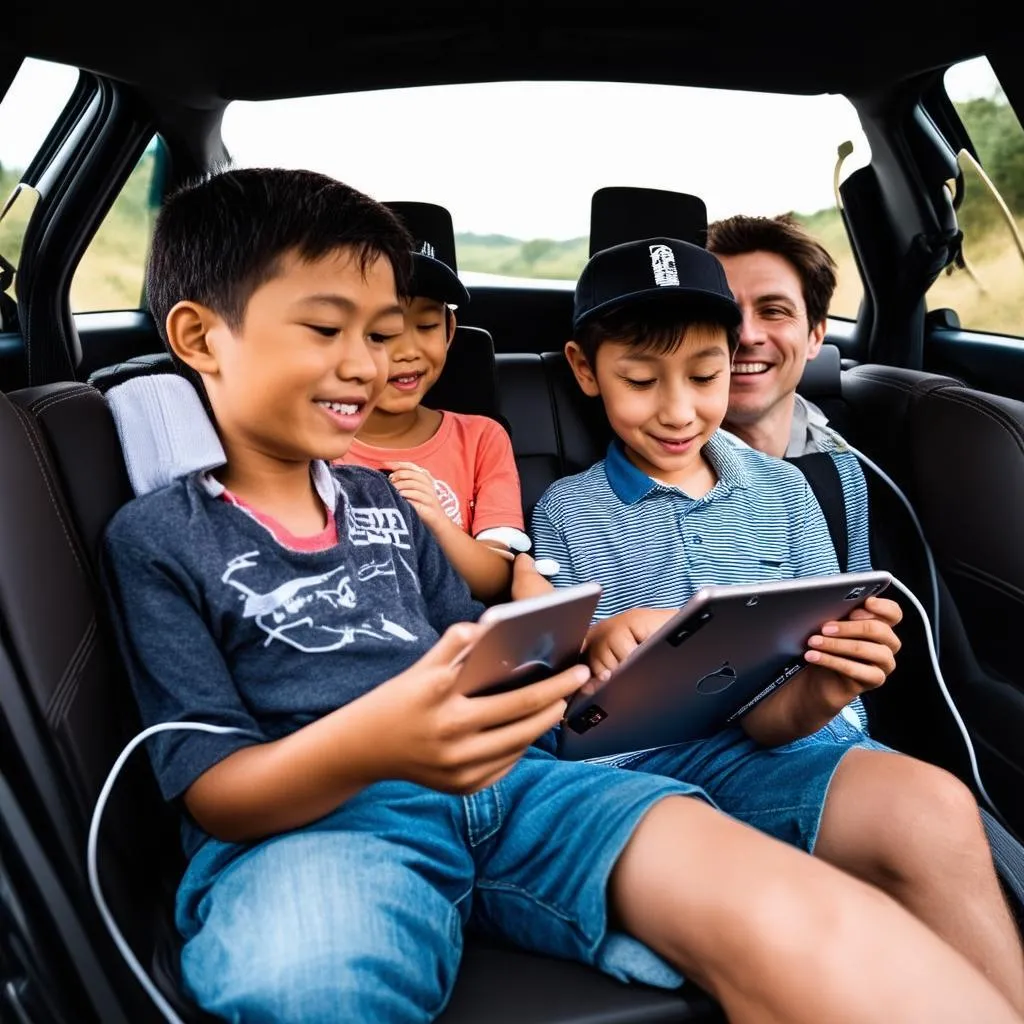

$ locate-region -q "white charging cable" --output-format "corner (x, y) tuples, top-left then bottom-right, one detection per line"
(883, 574), (1002, 821)
(825, 428), (941, 647)
(87, 721), (248, 1024)
(827, 428), (1009, 826)
(87, 537), (1004, 1024)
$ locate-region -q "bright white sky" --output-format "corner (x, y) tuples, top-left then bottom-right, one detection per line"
(0, 55), (1004, 241)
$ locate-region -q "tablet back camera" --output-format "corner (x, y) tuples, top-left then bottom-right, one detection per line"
(667, 608), (714, 647)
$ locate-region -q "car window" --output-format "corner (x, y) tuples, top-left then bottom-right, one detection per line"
(70, 136), (165, 312)
(221, 81), (870, 319)
(0, 57), (78, 298)
(927, 57), (1024, 338)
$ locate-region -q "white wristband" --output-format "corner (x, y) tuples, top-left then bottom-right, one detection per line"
(475, 526), (532, 552)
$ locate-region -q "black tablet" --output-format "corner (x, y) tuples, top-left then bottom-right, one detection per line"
(455, 582), (601, 697)
(558, 571), (891, 760)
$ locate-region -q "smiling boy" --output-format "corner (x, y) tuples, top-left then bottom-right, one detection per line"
(343, 208), (525, 602)
(531, 236), (1024, 1013)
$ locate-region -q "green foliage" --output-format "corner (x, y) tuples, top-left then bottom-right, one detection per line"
(0, 162), (29, 268)
(456, 232), (588, 280)
(952, 95), (1024, 238)
(956, 95), (1024, 210)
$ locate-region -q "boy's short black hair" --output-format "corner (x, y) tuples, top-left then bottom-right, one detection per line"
(146, 167), (414, 369)
(574, 299), (739, 369)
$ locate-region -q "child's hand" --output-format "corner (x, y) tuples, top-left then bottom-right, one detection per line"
(742, 596), (903, 745)
(363, 621), (589, 795)
(388, 461), (448, 530)
(583, 608), (677, 679)
(802, 595), (903, 699)
(510, 553), (555, 601)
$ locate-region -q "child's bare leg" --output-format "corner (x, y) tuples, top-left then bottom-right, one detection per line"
(815, 747), (1024, 1014)
(610, 795), (1022, 1024)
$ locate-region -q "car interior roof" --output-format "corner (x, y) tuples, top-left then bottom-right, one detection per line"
(2, 4), (1009, 106)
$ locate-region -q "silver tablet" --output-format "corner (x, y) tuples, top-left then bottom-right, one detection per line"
(558, 570), (891, 760)
(455, 582), (601, 697)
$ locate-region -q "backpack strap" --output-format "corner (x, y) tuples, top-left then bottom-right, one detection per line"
(786, 452), (849, 572)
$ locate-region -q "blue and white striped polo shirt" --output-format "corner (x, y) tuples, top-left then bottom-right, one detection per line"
(531, 429), (869, 730)
(722, 426), (873, 578)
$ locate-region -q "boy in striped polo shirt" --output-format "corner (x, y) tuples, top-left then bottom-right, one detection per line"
(532, 237), (1024, 1011)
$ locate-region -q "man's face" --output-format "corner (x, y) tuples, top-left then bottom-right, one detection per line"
(717, 250), (825, 426)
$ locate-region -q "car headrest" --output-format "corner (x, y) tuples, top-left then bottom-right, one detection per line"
(796, 343), (842, 399)
(88, 351), (174, 393)
(105, 374), (225, 496)
(427, 325), (502, 422)
(589, 186), (707, 255)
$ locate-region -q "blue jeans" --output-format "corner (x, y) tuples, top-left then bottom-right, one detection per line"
(176, 746), (699, 1023)
(606, 712), (887, 852)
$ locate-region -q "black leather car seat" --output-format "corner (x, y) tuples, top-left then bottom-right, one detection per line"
(906, 380), (1024, 834)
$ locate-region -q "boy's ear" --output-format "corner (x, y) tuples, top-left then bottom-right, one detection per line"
(564, 340), (600, 397)
(164, 300), (223, 375)
(446, 307), (458, 346)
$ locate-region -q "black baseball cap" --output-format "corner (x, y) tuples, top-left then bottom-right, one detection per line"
(573, 236), (741, 332)
(385, 200), (470, 308)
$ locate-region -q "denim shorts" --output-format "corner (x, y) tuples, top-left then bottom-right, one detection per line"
(599, 711), (887, 853)
(175, 745), (701, 1023)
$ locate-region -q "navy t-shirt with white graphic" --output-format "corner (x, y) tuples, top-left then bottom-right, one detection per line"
(101, 462), (483, 851)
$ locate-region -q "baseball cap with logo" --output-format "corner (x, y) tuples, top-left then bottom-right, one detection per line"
(385, 200), (470, 307)
(573, 236), (740, 332)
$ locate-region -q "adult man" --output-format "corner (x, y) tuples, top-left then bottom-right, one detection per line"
(708, 213), (838, 457)
(708, 211), (1024, 1000)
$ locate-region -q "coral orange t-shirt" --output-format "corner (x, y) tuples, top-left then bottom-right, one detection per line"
(342, 412), (523, 536)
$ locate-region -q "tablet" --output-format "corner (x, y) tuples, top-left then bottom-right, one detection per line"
(558, 570), (891, 760)
(455, 582), (601, 697)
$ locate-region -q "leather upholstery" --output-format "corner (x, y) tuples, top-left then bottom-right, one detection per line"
(908, 382), (1024, 826)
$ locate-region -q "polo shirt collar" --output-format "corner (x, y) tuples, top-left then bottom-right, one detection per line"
(604, 439), (658, 504)
(604, 430), (751, 505)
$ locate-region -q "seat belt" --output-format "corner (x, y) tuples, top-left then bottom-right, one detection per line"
(786, 452), (849, 572)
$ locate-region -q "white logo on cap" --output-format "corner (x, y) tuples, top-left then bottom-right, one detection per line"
(649, 244), (679, 286)
(419, 241), (436, 259)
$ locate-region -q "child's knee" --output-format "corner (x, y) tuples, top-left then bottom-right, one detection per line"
(894, 761), (984, 859)
(853, 755), (985, 881)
